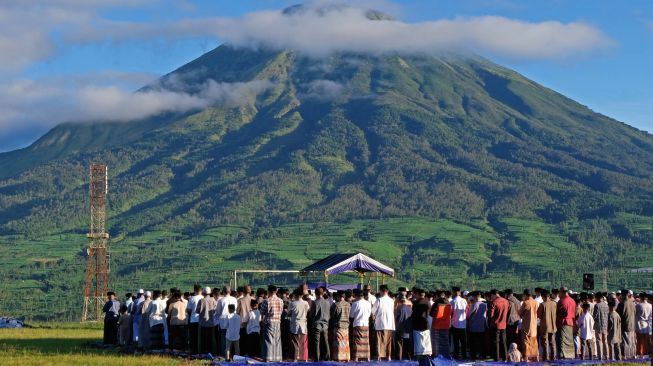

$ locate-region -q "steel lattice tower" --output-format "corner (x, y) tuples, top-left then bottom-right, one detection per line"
(81, 164), (110, 322)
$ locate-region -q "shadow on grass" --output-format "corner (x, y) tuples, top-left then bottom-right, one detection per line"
(0, 338), (106, 354)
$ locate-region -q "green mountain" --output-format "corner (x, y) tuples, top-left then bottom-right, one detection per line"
(2, 44), (653, 319)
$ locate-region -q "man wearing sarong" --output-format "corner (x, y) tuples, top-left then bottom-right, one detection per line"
(488, 289), (509, 361)
(289, 289), (309, 361)
(102, 291), (120, 345)
(261, 285), (284, 362)
(537, 289), (557, 361)
(556, 287), (576, 359)
(148, 290), (167, 350)
(374, 285), (395, 360)
(330, 291), (351, 361)
(430, 295), (452, 358)
(196, 287), (217, 354)
(350, 289), (372, 361)
(617, 289), (636, 359)
(411, 289), (431, 359)
(138, 291), (152, 349)
(519, 289), (539, 361)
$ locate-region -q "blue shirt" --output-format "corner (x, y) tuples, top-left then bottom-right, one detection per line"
(468, 301), (487, 332)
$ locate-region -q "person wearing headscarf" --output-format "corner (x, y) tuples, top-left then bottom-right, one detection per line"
(507, 342), (523, 362)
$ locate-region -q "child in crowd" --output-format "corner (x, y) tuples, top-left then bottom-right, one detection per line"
(578, 302), (595, 360)
(225, 304), (241, 360)
(117, 304), (131, 346)
(608, 301), (622, 360)
(246, 300), (261, 358)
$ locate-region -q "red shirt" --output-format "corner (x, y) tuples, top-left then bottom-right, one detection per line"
(556, 295), (577, 327)
(431, 303), (452, 330)
(489, 296), (510, 330)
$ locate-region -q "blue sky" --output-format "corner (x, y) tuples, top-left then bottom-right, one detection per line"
(0, 0), (651, 152)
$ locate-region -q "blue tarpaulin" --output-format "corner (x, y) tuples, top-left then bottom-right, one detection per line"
(213, 355), (650, 366)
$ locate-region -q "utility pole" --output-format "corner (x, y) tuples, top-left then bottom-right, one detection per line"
(81, 164), (109, 322)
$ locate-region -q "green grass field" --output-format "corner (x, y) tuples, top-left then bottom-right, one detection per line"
(0, 324), (199, 366)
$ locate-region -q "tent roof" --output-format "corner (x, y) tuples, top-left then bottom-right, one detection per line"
(300, 253), (394, 277)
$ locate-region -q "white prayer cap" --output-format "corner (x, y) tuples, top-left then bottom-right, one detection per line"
(204, 286), (212, 295)
(463, 291), (469, 297)
(137, 289), (144, 294)
(145, 291), (152, 297)
(628, 290), (633, 295)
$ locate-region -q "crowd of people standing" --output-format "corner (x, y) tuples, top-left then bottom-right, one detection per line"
(102, 283), (653, 362)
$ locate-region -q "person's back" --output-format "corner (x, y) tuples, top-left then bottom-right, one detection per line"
(219, 294), (238, 329)
(411, 298), (430, 331)
(490, 296), (509, 330)
(311, 296), (331, 328)
(431, 302), (452, 330)
(636, 299), (652, 334)
(168, 298), (187, 325)
(289, 298), (308, 333)
(450, 295), (468, 329)
(198, 295), (217, 328)
(149, 297), (167, 327)
(468, 299), (487, 333)
(247, 308), (261, 334)
(608, 309), (622, 343)
(539, 299), (557, 334)
(579, 309), (595, 340)
(332, 298), (350, 329)
(226, 312), (241, 341)
(351, 298), (371, 327)
(374, 293), (395, 331)
(594, 300), (609, 333)
(556, 294), (576, 328)
(617, 296), (635, 331)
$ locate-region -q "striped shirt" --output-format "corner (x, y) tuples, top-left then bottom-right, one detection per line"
(261, 294), (284, 324)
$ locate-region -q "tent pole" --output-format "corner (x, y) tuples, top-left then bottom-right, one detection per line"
(376, 272), (379, 293)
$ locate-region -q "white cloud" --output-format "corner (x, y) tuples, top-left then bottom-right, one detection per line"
(0, 1), (152, 71)
(0, 78), (272, 137)
(304, 79), (346, 100)
(65, 1), (613, 60)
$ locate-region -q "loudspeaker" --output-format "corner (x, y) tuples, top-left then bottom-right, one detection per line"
(582, 273), (594, 290)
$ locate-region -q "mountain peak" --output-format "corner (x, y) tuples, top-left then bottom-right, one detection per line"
(281, 3), (395, 21)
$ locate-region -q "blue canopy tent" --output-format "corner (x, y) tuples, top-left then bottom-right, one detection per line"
(300, 253), (395, 288)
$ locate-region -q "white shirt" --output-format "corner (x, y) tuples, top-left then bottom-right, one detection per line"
(226, 313), (241, 341)
(246, 309), (261, 334)
(218, 295), (238, 328)
(148, 298), (167, 327)
(450, 296), (468, 329)
(366, 294), (377, 313)
(351, 299), (372, 327)
(374, 294), (395, 330)
(187, 294), (203, 323)
(579, 312), (595, 340)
